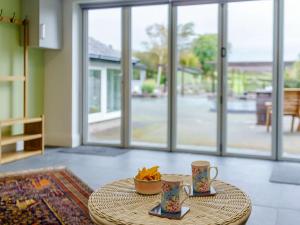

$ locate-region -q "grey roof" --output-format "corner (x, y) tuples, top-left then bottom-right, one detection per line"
(89, 37), (140, 64)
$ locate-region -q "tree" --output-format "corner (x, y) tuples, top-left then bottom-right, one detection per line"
(285, 55), (300, 88)
(177, 23), (197, 95)
(290, 57), (300, 79)
(192, 34), (218, 92)
(143, 24), (168, 88)
(134, 22), (195, 90)
(179, 51), (199, 95)
(177, 23), (195, 51)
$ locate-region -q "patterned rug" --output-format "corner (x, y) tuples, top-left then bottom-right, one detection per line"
(0, 167), (94, 225)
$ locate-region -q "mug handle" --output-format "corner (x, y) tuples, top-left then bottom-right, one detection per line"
(180, 184), (191, 205)
(209, 166), (218, 185)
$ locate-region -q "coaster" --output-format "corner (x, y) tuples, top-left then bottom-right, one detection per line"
(149, 204), (190, 220)
(188, 186), (217, 197)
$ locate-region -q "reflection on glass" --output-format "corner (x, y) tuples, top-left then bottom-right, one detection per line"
(227, 1), (273, 155)
(283, 0), (300, 157)
(88, 70), (101, 114)
(87, 8), (122, 144)
(130, 5), (169, 147)
(107, 69), (122, 113)
(176, 4), (218, 151)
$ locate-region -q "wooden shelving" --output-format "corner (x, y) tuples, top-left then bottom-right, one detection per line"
(0, 116), (44, 164)
(0, 15), (44, 165)
(1, 134), (43, 146)
(0, 117), (42, 127)
(0, 76), (25, 82)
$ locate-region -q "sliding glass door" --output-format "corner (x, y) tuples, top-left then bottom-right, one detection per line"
(82, 0), (300, 162)
(225, 0), (274, 156)
(131, 5), (169, 148)
(176, 4), (219, 152)
(85, 8), (122, 144)
(282, 0), (300, 159)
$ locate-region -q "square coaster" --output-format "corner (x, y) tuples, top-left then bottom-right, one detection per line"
(188, 186), (217, 197)
(148, 204), (190, 220)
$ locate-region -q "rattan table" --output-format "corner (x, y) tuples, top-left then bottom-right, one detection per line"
(88, 175), (251, 225)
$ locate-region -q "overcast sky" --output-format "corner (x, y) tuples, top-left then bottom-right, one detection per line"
(88, 0), (300, 62)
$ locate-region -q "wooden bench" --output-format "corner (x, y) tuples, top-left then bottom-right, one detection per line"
(266, 89), (300, 132)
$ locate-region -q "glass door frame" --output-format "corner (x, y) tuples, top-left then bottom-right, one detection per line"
(221, 0), (278, 160)
(170, 0), (278, 160)
(81, 0), (300, 162)
(277, 0), (300, 162)
(82, 4), (172, 151)
(129, 4), (171, 151)
(171, 2), (222, 156)
(82, 7), (127, 147)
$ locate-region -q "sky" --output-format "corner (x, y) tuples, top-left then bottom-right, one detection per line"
(88, 0), (300, 62)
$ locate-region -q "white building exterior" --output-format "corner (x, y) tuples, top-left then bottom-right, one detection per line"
(88, 37), (146, 124)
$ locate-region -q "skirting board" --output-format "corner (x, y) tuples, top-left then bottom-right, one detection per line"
(45, 132), (81, 147)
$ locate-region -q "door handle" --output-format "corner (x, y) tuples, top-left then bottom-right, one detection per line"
(221, 47), (227, 58)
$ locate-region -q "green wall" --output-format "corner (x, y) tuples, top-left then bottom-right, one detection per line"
(0, 0), (44, 126)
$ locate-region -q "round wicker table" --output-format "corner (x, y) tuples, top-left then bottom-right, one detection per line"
(88, 175), (251, 225)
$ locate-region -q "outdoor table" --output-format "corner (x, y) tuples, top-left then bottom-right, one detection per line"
(256, 90), (272, 125)
(88, 175), (252, 225)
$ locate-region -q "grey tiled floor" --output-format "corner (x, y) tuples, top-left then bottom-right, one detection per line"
(1, 147), (300, 225)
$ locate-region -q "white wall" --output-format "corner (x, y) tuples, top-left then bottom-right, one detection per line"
(44, 0), (78, 146)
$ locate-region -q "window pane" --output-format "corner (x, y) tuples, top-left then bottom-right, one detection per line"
(176, 4), (219, 152)
(107, 69), (122, 113)
(87, 8), (122, 144)
(88, 70), (101, 114)
(131, 5), (169, 147)
(226, 1), (273, 156)
(283, 0), (300, 158)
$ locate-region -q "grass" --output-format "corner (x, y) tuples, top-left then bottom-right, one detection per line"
(176, 70), (272, 95)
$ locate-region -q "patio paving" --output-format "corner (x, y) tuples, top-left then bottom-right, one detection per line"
(88, 95), (300, 156)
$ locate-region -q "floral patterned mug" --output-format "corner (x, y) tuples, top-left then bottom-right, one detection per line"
(192, 161), (218, 193)
(161, 176), (191, 213)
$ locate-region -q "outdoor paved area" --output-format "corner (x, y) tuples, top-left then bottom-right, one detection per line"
(88, 96), (300, 156)
(1, 147), (300, 225)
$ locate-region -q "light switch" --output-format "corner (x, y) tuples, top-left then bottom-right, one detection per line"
(40, 24), (46, 40)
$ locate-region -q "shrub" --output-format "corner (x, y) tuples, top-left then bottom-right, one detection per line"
(285, 79), (300, 88)
(142, 79), (156, 94)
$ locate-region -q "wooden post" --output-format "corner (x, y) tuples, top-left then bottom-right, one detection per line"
(0, 124), (2, 163)
(41, 115), (45, 154)
(23, 19), (29, 118)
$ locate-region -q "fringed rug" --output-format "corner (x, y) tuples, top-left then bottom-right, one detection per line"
(0, 167), (94, 225)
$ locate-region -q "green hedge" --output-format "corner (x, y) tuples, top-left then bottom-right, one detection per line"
(142, 79), (156, 94)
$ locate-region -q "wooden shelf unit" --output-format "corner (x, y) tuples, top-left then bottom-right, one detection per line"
(0, 76), (25, 82)
(0, 116), (44, 164)
(1, 134), (43, 146)
(0, 117), (43, 127)
(0, 15), (45, 164)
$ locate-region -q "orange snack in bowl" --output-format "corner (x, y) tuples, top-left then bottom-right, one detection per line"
(135, 166), (161, 181)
